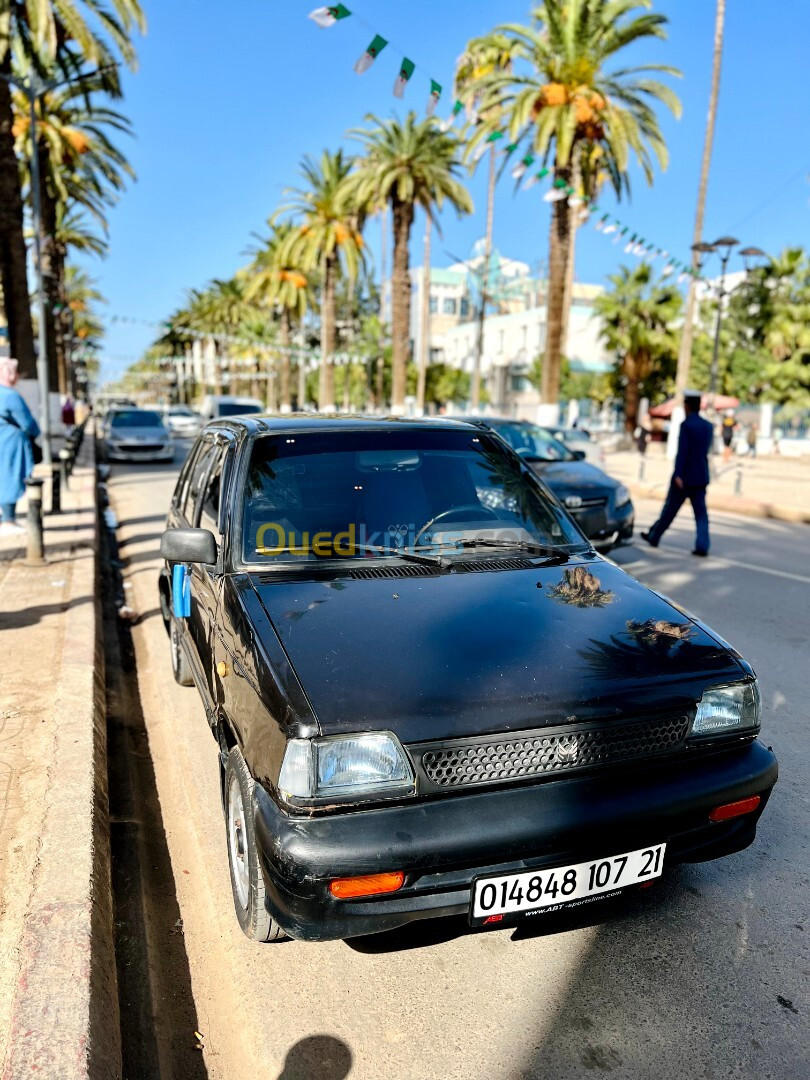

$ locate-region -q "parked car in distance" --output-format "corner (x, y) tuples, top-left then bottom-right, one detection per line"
(158, 416), (777, 944)
(544, 426), (606, 467)
(199, 394), (264, 421)
(461, 417), (633, 551)
(101, 407), (174, 463)
(163, 403), (203, 439)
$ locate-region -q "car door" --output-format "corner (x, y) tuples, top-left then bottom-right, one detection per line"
(189, 438), (230, 709)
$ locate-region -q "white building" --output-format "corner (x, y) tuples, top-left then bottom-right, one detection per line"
(409, 252), (611, 418)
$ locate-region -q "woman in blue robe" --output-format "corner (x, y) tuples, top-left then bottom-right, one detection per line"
(0, 357), (40, 534)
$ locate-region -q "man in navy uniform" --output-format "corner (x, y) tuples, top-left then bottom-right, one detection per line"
(641, 391), (713, 557)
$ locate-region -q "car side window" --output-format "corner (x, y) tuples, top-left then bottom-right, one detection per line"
(186, 442), (218, 526)
(200, 447), (226, 536)
(175, 440), (202, 516)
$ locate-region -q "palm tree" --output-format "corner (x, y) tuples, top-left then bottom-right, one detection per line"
(593, 263), (681, 432)
(244, 222), (310, 411)
(342, 113), (472, 412)
(464, 1), (680, 415)
(12, 69), (133, 391)
(280, 151), (364, 410)
(0, 0), (144, 376)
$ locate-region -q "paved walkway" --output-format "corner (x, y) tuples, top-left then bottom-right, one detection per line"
(604, 447), (810, 523)
(0, 438), (119, 1078)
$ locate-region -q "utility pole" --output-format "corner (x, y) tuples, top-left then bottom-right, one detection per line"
(471, 145), (496, 412)
(416, 215), (431, 415)
(675, 0), (726, 402)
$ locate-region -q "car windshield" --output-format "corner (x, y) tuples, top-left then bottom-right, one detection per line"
(241, 427), (584, 565)
(490, 423), (575, 463)
(219, 402), (262, 417)
(110, 410), (164, 429)
(169, 405), (195, 416)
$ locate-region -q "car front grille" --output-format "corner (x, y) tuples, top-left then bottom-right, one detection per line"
(115, 442), (166, 452)
(415, 714), (690, 791)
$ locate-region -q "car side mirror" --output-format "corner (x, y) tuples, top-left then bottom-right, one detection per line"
(160, 527), (218, 565)
(571, 449), (586, 461)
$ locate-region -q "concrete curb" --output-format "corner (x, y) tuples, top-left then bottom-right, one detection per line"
(627, 482), (810, 525)
(2, 430), (121, 1080)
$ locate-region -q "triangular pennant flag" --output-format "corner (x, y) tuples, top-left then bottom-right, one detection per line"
(426, 80), (442, 117)
(511, 153), (535, 180)
(355, 33), (387, 74)
(504, 142), (518, 155)
(594, 214), (609, 231)
(440, 99), (464, 132)
(393, 57), (415, 99)
(308, 4), (351, 28)
(471, 130), (504, 163)
(524, 166), (549, 189)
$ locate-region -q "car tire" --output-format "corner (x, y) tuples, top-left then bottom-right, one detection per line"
(169, 615), (194, 687)
(225, 747), (288, 943)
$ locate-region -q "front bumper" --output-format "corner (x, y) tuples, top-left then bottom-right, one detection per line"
(253, 740), (777, 942)
(106, 443), (175, 462)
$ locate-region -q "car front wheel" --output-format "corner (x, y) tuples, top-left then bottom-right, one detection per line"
(225, 747), (288, 943)
(169, 615), (194, 686)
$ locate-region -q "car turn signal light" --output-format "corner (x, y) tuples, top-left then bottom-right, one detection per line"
(709, 795), (761, 822)
(329, 872), (405, 899)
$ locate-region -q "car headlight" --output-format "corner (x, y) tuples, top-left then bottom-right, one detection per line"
(691, 680), (761, 737)
(614, 483), (631, 508)
(278, 732), (415, 803)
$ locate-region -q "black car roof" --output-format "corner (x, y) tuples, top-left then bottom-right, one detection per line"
(201, 414), (484, 439)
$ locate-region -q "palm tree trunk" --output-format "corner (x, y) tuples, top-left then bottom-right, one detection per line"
(390, 195), (414, 413)
(279, 308), (292, 411)
(0, 64), (36, 378)
(38, 143), (63, 395)
(541, 169), (571, 413)
(319, 253), (336, 410)
(416, 214), (431, 415)
(676, 0), (725, 397)
(624, 367), (641, 434)
(53, 242), (69, 396)
(472, 145), (496, 411)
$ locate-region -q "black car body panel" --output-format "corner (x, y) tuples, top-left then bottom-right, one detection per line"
(158, 416), (777, 942)
(251, 558), (743, 742)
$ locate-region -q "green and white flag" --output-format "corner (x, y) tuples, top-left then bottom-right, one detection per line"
(426, 79), (442, 117)
(355, 33), (388, 74)
(511, 154), (535, 180)
(471, 130), (504, 163)
(308, 4), (351, 28)
(524, 167), (549, 189)
(393, 57), (415, 98)
(440, 99), (464, 132)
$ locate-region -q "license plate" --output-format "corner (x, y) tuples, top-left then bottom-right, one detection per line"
(470, 843), (665, 925)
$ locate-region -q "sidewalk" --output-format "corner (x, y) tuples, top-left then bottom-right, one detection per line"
(604, 447), (810, 524)
(0, 436), (120, 1078)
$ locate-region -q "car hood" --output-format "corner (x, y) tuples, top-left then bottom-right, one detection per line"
(251, 557), (742, 743)
(109, 425), (168, 440)
(530, 459), (619, 495)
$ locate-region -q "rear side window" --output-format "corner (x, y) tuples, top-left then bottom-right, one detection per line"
(185, 443), (218, 525)
(200, 448), (227, 535)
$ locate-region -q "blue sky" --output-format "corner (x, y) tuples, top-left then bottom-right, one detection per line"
(95, 1), (809, 382)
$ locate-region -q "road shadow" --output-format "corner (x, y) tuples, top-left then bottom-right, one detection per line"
(102, 501), (208, 1080)
(276, 1035), (352, 1080)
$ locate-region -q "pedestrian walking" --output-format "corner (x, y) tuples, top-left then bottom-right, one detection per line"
(0, 357), (41, 535)
(721, 410), (736, 462)
(746, 422), (758, 459)
(641, 390), (713, 557)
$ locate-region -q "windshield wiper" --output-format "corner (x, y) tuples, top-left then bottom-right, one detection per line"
(356, 543), (445, 566)
(450, 537), (569, 559)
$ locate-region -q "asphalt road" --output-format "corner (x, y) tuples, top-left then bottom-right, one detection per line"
(106, 444), (808, 1080)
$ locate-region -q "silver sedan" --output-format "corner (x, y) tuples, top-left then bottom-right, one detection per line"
(102, 407), (175, 463)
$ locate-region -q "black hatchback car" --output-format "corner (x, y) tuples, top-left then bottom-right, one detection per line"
(464, 417), (634, 550)
(159, 417), (776, 943)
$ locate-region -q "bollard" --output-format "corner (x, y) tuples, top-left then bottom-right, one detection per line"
(734, 464), (743, 496)
(59, 447), (71, 490)
(24, 478), (45, 565)
(51, 465), (61, 514)
(638, 456), (646, 482)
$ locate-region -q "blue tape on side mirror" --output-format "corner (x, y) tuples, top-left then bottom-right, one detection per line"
(172, 563), (191, 618)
